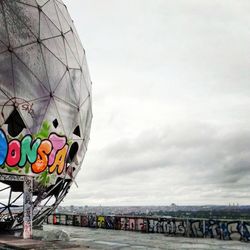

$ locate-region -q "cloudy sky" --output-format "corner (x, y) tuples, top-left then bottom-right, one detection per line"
(63, 0), (250, 206)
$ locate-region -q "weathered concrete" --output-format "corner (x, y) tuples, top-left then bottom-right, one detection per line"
(44, 224), (250, 250)
(33, 228), (70, 241)
(1, 225), (249, 249)
(0, 234), (88, 249)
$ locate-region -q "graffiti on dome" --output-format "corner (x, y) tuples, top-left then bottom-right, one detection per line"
(1, 97), (35, 119)
(0, 120), (75, 186)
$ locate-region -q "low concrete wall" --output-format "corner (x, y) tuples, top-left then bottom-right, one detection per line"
(47, 214), (250, 242)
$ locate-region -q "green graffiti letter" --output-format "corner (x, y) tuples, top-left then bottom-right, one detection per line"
(19, 135), (41, 167)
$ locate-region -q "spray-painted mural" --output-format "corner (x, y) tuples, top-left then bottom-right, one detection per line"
(81, 215), (89, 227)
(148, 218), (187, 235)
(242, 222), (250, 241)
(47, 214), (250, 243)
(88, 214), (97, 228)
(105, 216), (115, 230)
(97, 216), (105, 229)
(114, 217), (121, 230)
(136, 218), (147, 232)
(0, 127), (70, 179)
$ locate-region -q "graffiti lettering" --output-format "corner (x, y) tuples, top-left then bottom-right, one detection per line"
(19, 135), (41, 167)
(0, 129), (70, 175)
(32, 140), (52, 174)
(6, 140), (21, 166)
(0, 130), (8, 165)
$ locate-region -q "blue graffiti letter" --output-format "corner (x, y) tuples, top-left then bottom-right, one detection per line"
(0, 129), (8, 165)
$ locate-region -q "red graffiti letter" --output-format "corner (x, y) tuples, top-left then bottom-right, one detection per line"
(6, 140), (21, 167)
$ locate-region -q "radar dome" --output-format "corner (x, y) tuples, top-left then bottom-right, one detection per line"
(0, 0), (92, 229)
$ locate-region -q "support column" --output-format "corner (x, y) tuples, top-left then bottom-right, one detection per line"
(23, 176), (33, 239)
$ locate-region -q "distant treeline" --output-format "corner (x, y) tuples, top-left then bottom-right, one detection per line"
(47, 214), (250, 242)
(135, 209), (250, 220)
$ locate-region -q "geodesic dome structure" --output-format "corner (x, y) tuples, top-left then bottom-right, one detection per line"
(0, 0), (92, 230)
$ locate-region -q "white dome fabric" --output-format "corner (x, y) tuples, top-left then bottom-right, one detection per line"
(0, 0), (92, 228)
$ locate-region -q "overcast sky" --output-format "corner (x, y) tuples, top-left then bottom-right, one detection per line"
(62, 0), (250, 206)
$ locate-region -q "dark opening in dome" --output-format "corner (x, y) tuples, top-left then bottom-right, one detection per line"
(67, 142), (79, 163)
(5, 109), (26, 137)
(73, 125), (81, 137)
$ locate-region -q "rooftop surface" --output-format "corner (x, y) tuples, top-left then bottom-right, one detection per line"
(0, 233), (87, 250)
(0, 224), (249, 250)
(43, 224), (249, 250)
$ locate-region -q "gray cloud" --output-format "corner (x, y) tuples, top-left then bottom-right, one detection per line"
(62, 122), (250, 206)
(61, 0), (250, 206)
(104, 123), (249, 179)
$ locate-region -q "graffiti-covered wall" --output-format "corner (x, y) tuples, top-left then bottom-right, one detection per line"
(46, 214), (250, 242)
